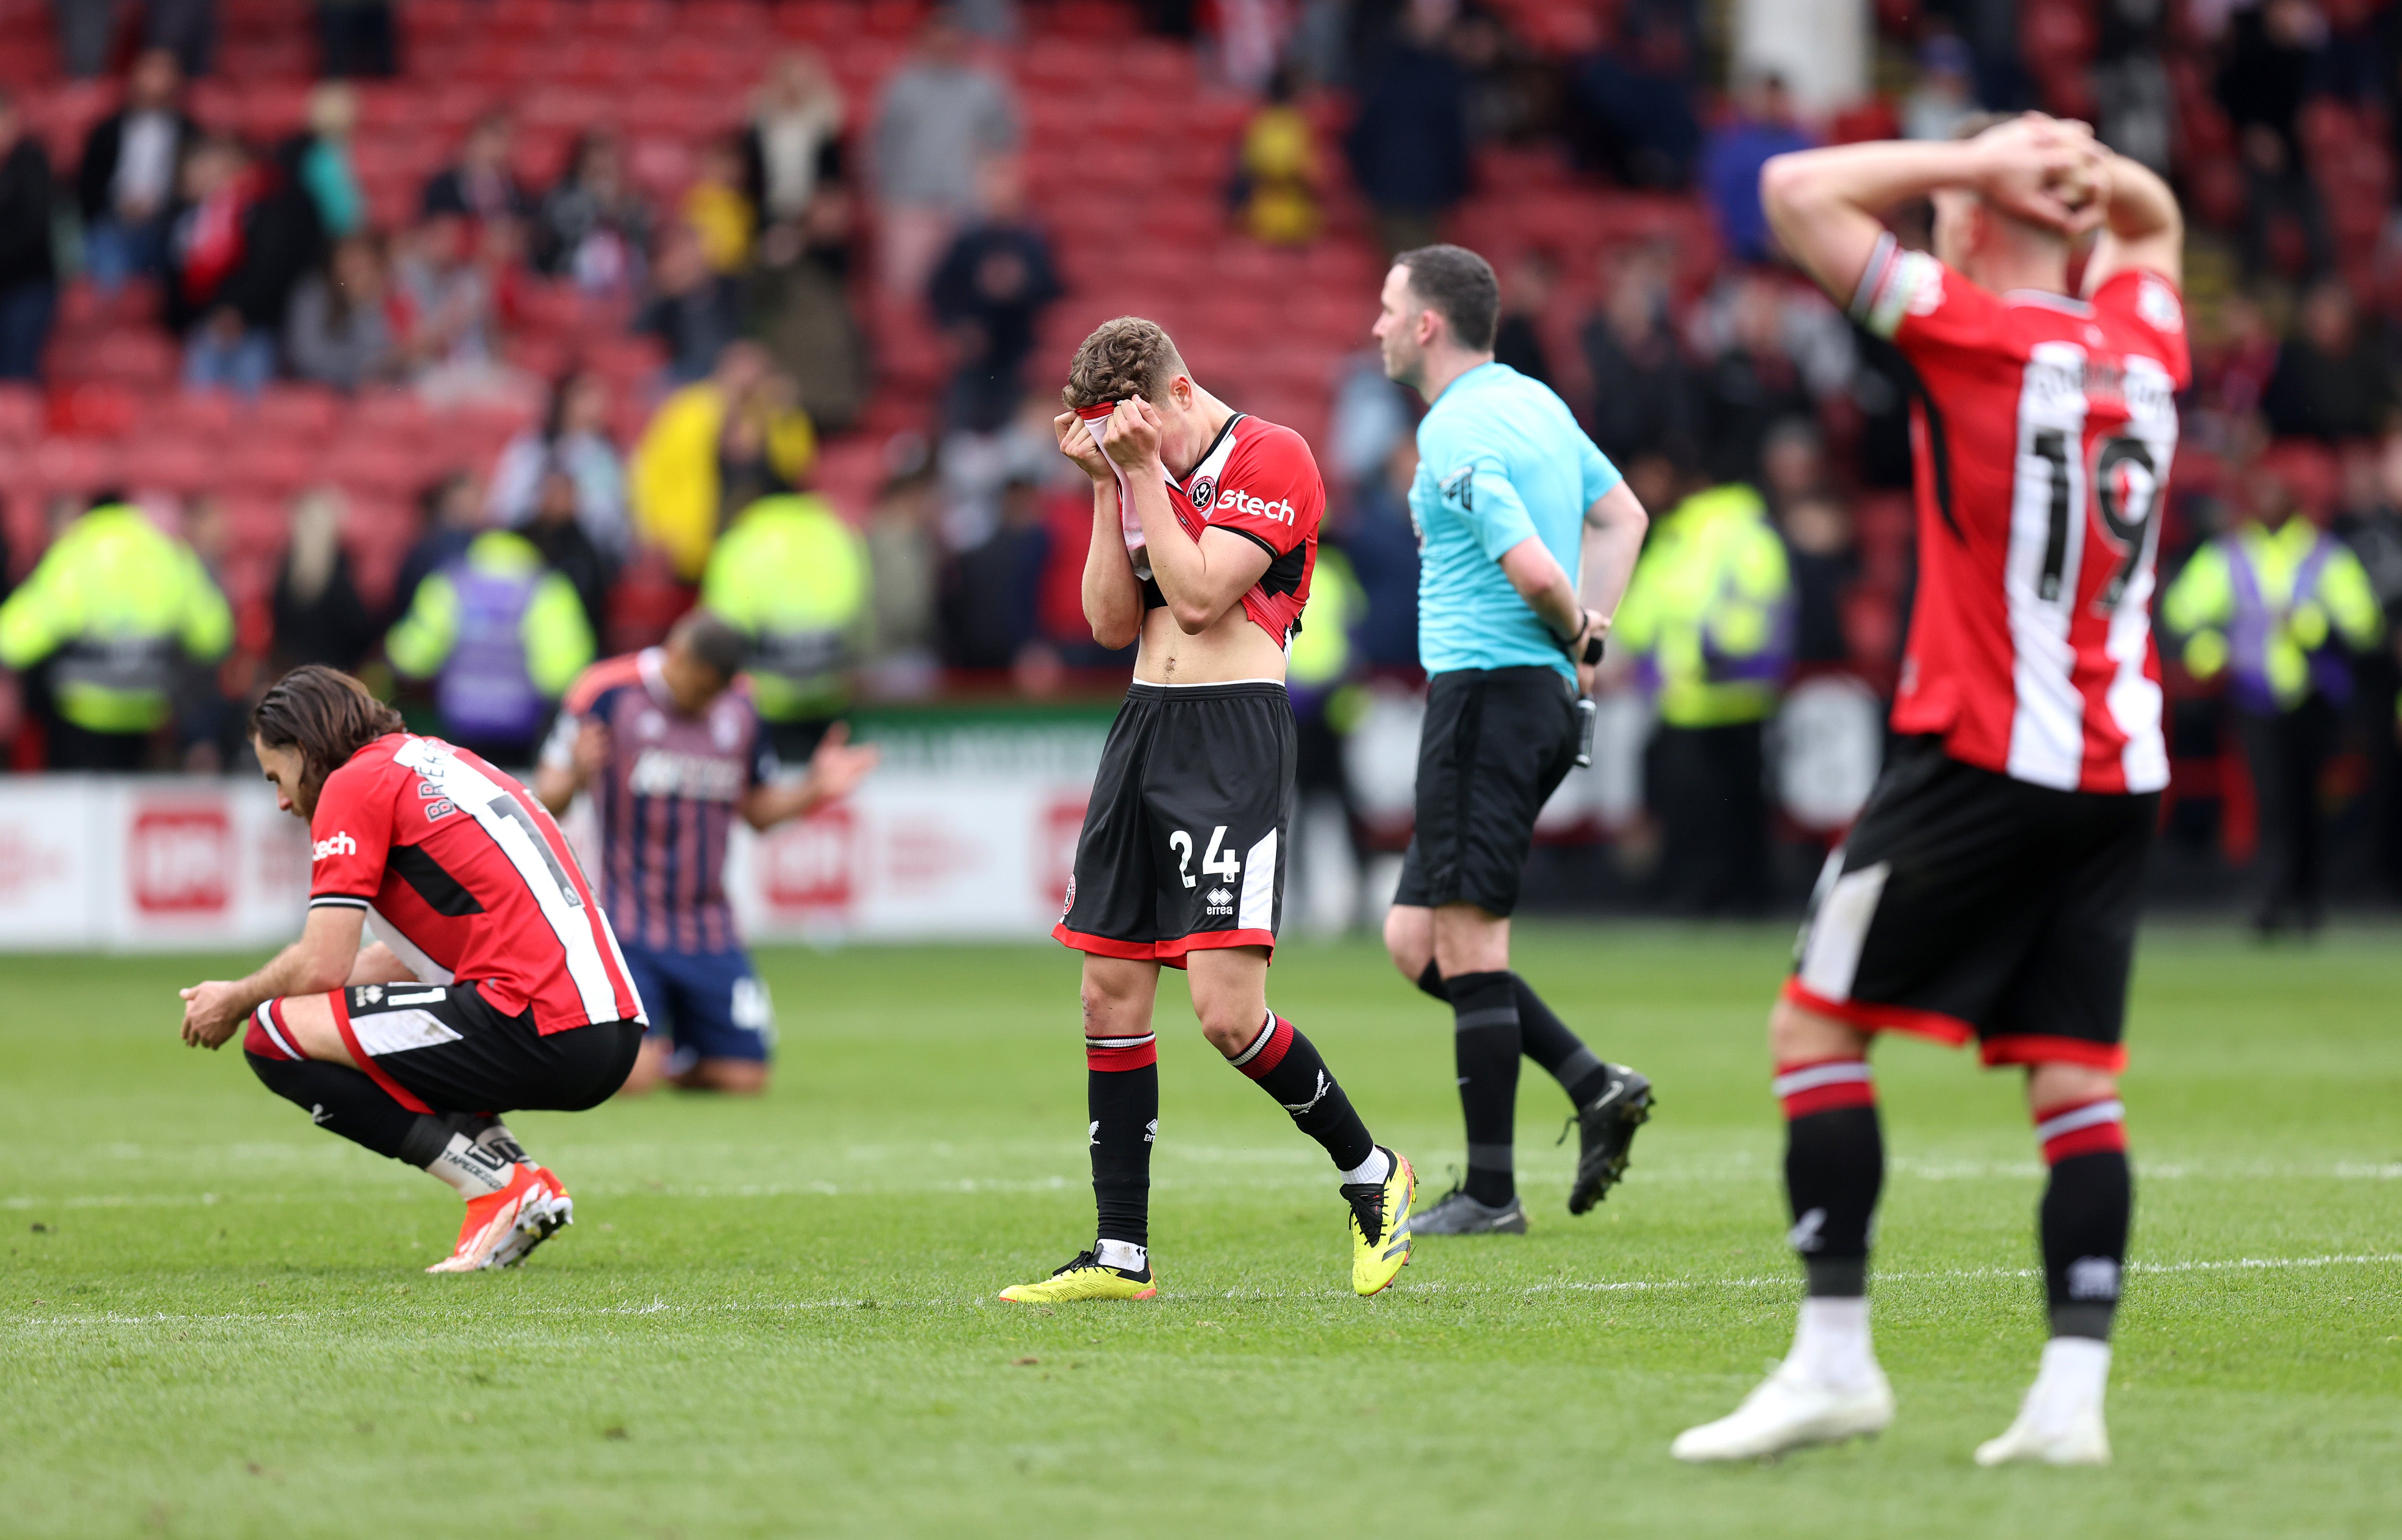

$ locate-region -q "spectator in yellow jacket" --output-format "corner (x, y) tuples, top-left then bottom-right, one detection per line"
(628, 340), (817, 582)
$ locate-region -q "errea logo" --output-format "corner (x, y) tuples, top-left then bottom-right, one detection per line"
(311, 831), (357, 862)
(1218, 488), (1296, 525)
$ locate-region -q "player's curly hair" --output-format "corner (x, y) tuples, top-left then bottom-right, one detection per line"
(250, 665), (406, 795)
(1062, 317), (1188, 408)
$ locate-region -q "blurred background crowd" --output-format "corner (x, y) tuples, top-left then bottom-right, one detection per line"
(3, 0), (2402, 926)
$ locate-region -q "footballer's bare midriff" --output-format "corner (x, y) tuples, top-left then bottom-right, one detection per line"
(1131, 604), (1286, 687)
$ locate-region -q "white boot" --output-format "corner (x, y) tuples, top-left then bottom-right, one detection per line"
(1673, 1299), (1894, 1462)
(1975, 1337), (2112, 1467)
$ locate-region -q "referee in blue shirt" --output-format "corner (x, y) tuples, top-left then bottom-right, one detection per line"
(1373, 245), (1657, 1235)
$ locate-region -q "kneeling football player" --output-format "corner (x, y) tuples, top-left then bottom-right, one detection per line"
(177, 666), (649, 1273)
(1004, 317), (1415, 1304)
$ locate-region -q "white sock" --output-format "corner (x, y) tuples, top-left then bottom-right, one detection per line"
(2026, 1337), (2111, 1421)
(1094, 1239), (1148, 1274)
(1788, 1296), (1876, 1386)
(1338, 1147), (1392, 1186)
(424, 1132), (516, 1197)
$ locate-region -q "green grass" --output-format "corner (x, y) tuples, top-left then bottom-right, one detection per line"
(3, 925), (2399, 1540)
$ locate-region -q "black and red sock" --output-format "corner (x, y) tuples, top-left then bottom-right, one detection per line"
(2034, 1095), (2132, 1340)
(1775, 1055), (1884, 1297)
(1086, 1029), (1158, 1253)
(1227, 1011), (1375, 1173)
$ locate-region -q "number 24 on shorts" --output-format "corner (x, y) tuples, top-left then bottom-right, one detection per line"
(1166, 827), (1240, 889)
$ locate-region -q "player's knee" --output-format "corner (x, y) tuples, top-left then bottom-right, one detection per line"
(1382, 906), (1431, 979)
(1769, 997), (1871, 1063)
(690, 1059), (769, 1096)
(2026, 1061), (2116, 1112)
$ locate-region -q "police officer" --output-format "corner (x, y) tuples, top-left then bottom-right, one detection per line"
(1613, 479), (1793, 916)
(2163, 475), (2382, 934)
(701, 491), (868, 762)
(386, 527), (596, 767)
(0, 495), (231, 770)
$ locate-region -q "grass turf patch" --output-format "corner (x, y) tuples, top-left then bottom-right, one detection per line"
(2, 924), (2398, 1539)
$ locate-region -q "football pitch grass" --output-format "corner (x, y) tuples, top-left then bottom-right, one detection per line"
(2, 925), (2397, 1540)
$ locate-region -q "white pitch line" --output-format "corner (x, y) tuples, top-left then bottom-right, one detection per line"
(9, 1253), (2398, 1330)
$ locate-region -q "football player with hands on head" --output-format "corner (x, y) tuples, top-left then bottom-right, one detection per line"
(1673, 113), (2186, 1467)
(1003, 317), (1416, 1305)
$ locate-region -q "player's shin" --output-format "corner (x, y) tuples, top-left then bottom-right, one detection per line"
(1444, 971), (1521, 1205)
(1975, 1094), (2129, 1465)
(1087, 1030), (1158, 1277)
(1777, 1055), (1886, 1385)
(1226, 1010), (1382, 1179)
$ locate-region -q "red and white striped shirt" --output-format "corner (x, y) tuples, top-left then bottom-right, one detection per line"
(308, 733), (644, 1031)
(1853, 236), (2189, 793)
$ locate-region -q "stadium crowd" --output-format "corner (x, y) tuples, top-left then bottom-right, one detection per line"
(4, 0), (2402, 920)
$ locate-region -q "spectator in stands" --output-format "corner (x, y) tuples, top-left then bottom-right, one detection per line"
(270, 487), (377, 673)
(1700, 71), (1813, 266)
(168, 137), (278, 394)
(743, 50), (847, 228)
(285, 232), (397, 390)
(1233, 62), (1324, 246)
(871, 8), (1022, 300)
(2265, 278), (2390, 441)
(1901, 30), (1979, 143)
(386, 525), (595, 768)
(1346, 0), (1469, 255)
(1781, 493), (1858, 667)
(1692, 272), (1841, 488)
(630, 341), (816, 582)
(316, 0), (397, 81)
(2093, 0), (2175, 176)
(391, 471), (483, 627)
(1334, 437), (1423, 670)
(1580, 244), (1696, 467)
(287, 82), (364, 243)
(53, 0), (119, 78)
(2218, 0), (2333, 277)
(862, 448), (943, 694)
(1567, 6), (1701, 190)
(421, 112), (530, 223)
(523, 463), (613, 644)
(0, 89), (56, 383)
(944, 471), (1051, 669)
(638, 221), (743, 386)
(76, 49), (197, 294)
(683, 137), (755, 276)
(392, 212), (500, 390)
(928, 156), (1061, 434)
(141, 0), (215, 76)
(1491, 250), (1555, 389)
(488, 370), (631, 561)
(751, 183), (868, 433)
(535, 131), (650, 296)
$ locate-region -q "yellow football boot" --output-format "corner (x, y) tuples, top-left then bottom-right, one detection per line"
(1343, 1147), (1414, 1296)
(998, 1250), (1159, 1303)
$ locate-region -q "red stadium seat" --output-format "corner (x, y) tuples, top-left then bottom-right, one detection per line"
(252, 384), (343, 440)
(0, 385), (42, 445)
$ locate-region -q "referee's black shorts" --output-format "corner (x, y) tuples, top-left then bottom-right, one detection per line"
(1783, 735), (2157, 1071)
(1394, 665), (1580, 918)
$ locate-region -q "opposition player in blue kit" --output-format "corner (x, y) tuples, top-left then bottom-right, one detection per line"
(533, 611), (878, 1095)
(1373, 245), (1658, 1235)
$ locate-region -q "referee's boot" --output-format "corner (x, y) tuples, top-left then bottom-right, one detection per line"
(1411, 1185), (1529, 1235)
(1565, 1064), (1653, 1215)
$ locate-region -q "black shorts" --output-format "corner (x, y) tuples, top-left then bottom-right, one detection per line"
(1784, 736), (2158, 1070)
(1054, 681), (1292, 967)
(329, 979), (643, 1114)
(1394, 666), (1580, 917)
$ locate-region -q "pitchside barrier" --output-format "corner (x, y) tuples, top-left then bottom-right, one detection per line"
(0, 683), (1883, 951)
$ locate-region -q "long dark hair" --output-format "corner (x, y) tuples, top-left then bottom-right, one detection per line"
(249, 665), (405, 795)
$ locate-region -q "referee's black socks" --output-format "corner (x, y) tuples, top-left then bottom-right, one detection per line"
(1228, 1011), (1379, 1177)
(1442, 971), (1522, 1206)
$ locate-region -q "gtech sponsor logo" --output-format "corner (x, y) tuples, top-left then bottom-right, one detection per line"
(311, 832), (357, 863)
(1217, 487), (1296, 525)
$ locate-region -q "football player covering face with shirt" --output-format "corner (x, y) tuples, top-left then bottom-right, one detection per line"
(1002, 317), (1416, 1304)
(1673, 116), (2188, 1468)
